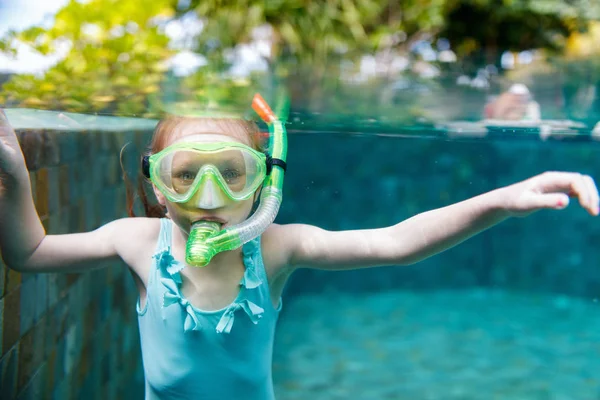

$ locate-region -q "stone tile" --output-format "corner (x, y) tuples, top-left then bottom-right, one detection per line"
(19, 276), (36, 336)
(68, 161), (82, 202)
(47, 213), (61, 235)
(51, 373), (69, 400)
(16, 361), (48, 400)
(46, 166), (60, 214)
(48, 298), (68, 346)
(46, 274), (60, 311)
(82, 301), (97, 343)
(0, 258), (6, 299)
(17, 320), (41, 391)
(35, 168), (49, 219)
(51, 340), (66, 386)
(5, 268), (21, 294)
(0, 297), (3, 359)
(41, 130), (60, 166)
(34, 275), (48, 323)
(0, 344), (19, 398)
(58, 164), (70, 206)
(45, 349), (56, 394)
(32, 317), (47, 367)
(64, 324), (82, 376)
(105, 155), (120, 186)
(68, 203), (81, 233)
(76, 199), (86, 232)
(19, 130), (43, 171)
(2, 285), (20, 356)
(57, 132), (77, 163)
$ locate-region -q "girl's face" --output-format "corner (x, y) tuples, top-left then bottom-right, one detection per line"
(153, 128), (258, 237)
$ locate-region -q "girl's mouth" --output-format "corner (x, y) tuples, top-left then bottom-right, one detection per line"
(193, 217), (226, 227)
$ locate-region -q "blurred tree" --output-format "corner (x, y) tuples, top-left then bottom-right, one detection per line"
(0, 0), (598, 119)
(440, 0), (598, 70)
(0, 0), (174, 116)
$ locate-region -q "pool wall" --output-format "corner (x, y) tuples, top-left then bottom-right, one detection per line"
(0, 125), (598, 399)
(1, 127), (152, 399)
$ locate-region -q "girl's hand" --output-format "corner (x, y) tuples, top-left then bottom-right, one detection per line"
(501, 171), (599, 217)
(0, 109), (29, 193)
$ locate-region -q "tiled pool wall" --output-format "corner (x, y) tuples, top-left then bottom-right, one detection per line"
(0, 128), (153, 399)
(0, 128), (598, 399)
(280, 133), (600, 299)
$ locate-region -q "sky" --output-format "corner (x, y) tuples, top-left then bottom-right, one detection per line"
(0, 0), (69, 73)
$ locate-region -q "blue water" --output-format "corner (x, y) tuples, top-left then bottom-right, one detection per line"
(270, 127), (600, 399)
(273, 289), (600, 399)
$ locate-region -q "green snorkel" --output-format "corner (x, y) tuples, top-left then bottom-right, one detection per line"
(184, 93), (288, 266)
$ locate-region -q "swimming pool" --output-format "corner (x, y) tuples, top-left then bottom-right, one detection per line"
(272, 128), (600, 399)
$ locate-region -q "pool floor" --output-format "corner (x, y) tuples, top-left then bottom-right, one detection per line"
(273, 288), (600, 399)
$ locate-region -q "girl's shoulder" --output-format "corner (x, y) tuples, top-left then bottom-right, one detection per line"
(260, 223), (307, 276)
(110, 217), (163, 274)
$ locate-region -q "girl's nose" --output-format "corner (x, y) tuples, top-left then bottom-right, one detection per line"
(195, 179), (227, 209)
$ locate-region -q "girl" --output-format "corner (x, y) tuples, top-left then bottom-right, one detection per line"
(0, 98), (598, 399)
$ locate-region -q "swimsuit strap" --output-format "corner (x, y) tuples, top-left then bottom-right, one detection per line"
(155, 218), (173, 254)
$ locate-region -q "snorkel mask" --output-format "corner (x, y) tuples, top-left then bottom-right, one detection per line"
(143, 93), (288, 266)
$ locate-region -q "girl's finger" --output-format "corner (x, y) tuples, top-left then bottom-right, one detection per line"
(535, 171), (583, 193)
(583, 175), (599, 215)
(537, 192), (570, 210)
(0, 110), (19, 146)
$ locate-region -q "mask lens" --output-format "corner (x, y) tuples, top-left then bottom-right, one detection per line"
(155, 145), (264, 201)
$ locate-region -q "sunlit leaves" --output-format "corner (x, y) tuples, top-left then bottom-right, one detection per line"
(0, 0), (174, 117)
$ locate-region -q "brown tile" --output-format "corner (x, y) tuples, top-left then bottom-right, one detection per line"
(35, 168), (49, 219)
(19, 130), (43, 171)
(0, 297), (3, 357)
(2, 284), (20, 357)
(82, 301), (97, 342)
(0, 344), (18, 398)
(65, 274), (80, 289)
(77, 199), (86, 232)
(5, 268), (21, 294)
(0, 257), (6, 299)
(45, 349), (56, 395)
(17, 316), (38, 391)
(58, 164), (70, 206)
(41, 131), (60, 166)
(32, 315), (48, 363)
(48, 298), (68, 349)
(46, 166), (60, 214)
(77, 340), (91, 384)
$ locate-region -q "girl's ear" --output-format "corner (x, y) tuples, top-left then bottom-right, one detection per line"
(153, 185), (167, 206)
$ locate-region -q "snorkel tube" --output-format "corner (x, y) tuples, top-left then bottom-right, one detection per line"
(185, 93), (288, 266)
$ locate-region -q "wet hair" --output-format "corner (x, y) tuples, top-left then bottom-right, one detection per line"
(123, 117), (264, 218)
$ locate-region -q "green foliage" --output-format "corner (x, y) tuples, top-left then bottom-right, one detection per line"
(0, 0), (174, 116)
(0, 0), (598, 120)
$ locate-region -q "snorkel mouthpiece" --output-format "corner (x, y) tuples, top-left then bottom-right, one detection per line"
(186, 221), (221, 266)
(184, 93), (288, 267)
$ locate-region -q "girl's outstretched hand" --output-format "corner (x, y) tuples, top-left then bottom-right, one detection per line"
(501, 171), (599, 217)
(0, 109), (29, 193)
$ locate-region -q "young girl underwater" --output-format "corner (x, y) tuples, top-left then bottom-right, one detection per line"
(0, 95), (598, 400)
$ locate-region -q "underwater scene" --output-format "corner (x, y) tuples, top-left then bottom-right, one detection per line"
(1, 1), (600, 399)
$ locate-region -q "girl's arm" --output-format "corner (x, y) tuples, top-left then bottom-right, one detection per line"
(270, 172), (598, 272)
(0, 110), (141, 273)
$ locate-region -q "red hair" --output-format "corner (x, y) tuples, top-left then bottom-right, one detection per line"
(123, 117), (263, 218)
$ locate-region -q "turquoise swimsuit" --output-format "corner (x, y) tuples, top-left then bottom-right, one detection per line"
(137, 218), (282, 399)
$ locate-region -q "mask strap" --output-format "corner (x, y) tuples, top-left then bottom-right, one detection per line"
(142, 155), (150, 178)
(264, 153), (287, 175)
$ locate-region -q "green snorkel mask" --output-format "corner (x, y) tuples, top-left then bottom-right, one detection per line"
(143, 93), (288, 266)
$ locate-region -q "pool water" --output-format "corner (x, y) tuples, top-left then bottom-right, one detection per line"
(273, 289), (600, 399)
